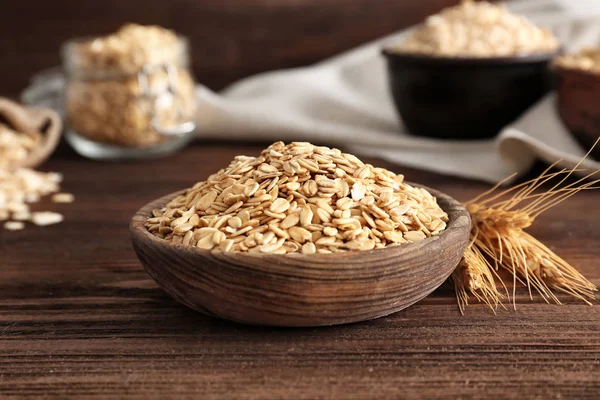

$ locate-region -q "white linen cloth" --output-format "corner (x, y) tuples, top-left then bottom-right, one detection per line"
(22, 0), (600, 183)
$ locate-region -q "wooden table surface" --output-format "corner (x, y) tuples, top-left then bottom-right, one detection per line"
(1, 142), (599, 399)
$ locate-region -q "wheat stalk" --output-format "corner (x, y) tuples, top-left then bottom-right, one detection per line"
(454, 141), (600, 312)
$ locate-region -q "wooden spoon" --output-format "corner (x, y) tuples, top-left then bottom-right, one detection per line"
(130, 185), (471, 327)
(0, 98), (62, 170)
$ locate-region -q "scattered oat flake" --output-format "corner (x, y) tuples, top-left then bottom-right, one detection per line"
(4, 221), (25, 230)
(31, 212), (64, 226)
(52, 193), (75, 203)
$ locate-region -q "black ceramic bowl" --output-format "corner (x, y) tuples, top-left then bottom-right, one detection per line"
(382, 49), (559, 140)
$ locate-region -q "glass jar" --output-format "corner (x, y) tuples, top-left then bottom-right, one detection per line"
(61, 25), (196, 160)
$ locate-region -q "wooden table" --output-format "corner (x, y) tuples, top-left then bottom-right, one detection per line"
(2, 142), (599, 399)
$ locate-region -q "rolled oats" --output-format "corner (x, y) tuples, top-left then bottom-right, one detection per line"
(51, 193), (75, 203)
(554, 48), (600, 75)
(3, 221), (25, 231)
(147, 142), (449, 254)
(31, 211), (64, 226)
(0, 168), (71, 231)
(394, 0), (559, 58)
(0, 124), (42, 169)
(64, 24), (196, 148)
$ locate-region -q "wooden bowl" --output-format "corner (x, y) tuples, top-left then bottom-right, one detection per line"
(553, 65), (600, 160)
(381, 50), (558, 140)
(130, 185), (471, 327)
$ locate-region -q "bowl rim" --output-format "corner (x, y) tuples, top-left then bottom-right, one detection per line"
(130, 183), (471, 261)
(381, 47), (560, 66)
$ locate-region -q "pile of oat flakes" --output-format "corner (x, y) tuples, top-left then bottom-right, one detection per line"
(395, 0), (559, 58)
(0, 124), (42, 170)
(554, 48), (600, 75)
(147, 142), (448, 254)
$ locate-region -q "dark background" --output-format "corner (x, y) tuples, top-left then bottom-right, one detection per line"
(2, 0), (470, 97)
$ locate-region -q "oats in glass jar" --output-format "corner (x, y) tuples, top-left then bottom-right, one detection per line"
(62, 24), (197, 157)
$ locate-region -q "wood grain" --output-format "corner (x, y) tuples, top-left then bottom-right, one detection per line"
(130, 187), (470, 327)
(1, 142), (599, 399)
